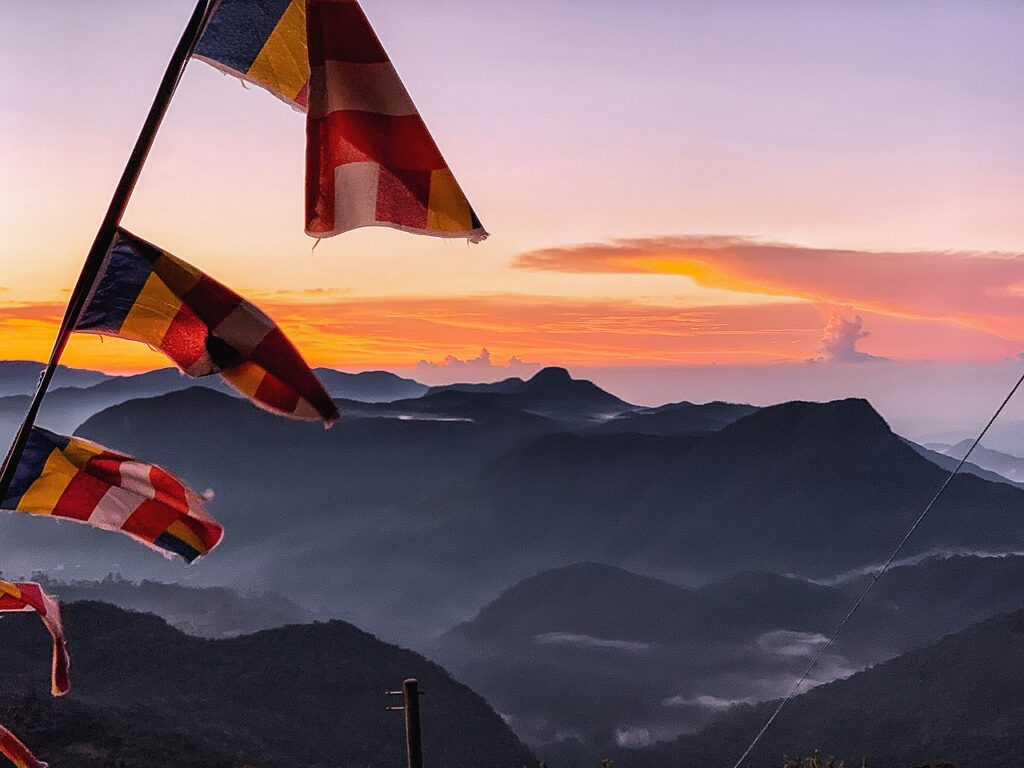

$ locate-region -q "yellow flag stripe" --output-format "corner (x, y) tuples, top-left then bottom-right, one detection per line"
(119, 272), (183, 347)
(248, 0), (309, 102)
(0, 581), (23, 600)
(221, 362), (267, 398)
(427, 169), (474, 233)
(16, 448), (78, 515)
(63, 436), (105, 468)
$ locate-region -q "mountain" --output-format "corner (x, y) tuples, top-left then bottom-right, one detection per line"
(583, 400), (759, 436)
(0, 361), (109, 396)
(620, 608), (1024, 767)
(33, 575), (319, 638)
(313, 367), (427, 402)
(940, 439), (1024, 483)
(903, 438), (1022, 488)
(478, 398), (1024, 580)
(429, 366), (635, 421)
(0, 368), (228, 436)
(432, 555), (1024, 751)
(0, 601), (533, 768)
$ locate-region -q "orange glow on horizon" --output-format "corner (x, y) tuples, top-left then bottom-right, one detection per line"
(2, 288), (1021, 376)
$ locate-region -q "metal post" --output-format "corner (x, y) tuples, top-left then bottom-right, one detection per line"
(0, 0), (214, 500)
(386, 678), (424, 768)
(403, 678), (423, 768)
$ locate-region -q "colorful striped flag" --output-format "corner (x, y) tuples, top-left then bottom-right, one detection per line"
(76, 229), (339, 426)
(193, 0), (486, 242)
(0, 581), (69, 697)
(0, 723), (45, 768)
(305, 0), (486, 241)
(195, 0), (310, 109)
(1, 428), (223, 564)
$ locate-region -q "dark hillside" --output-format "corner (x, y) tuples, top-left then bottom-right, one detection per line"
(0, 602), (533, 768)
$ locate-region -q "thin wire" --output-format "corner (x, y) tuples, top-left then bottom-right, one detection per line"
(731, 366), (1024, 768)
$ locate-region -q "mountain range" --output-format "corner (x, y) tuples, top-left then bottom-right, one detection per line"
(4, 361), (1024, 764)
(5, 364), (1024, 646)
(430, 554), (1024, 749)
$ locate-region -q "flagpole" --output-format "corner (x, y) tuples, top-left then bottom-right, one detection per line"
(0, 0), (215, 500)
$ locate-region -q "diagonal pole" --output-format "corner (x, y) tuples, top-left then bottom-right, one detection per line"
(0, 0), (214, 500)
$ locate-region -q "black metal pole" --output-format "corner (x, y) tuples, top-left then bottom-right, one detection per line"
(403, 678), (423, 768)
(0, 0), (214, 500)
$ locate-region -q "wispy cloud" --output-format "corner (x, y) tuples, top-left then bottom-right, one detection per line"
(662, 694), (752, 711)
(534, 632), (652, 652)
(517, 236), (1024, 340)
(756, 629), (830, 658)
(810, 548), (1024, 586)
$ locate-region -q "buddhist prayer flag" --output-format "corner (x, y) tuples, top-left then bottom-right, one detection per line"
(1, 428), (223, 564)
(76, 229), (339, 426)
(305, 0), (486, 240)
(193, 0), (486, 241)
(0, 581), (69, 697)
(195, 0), (310, 109)
(0, 723), (45, 768)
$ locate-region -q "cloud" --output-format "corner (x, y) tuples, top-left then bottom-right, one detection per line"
(756, 629), (830, 658)
(816, 313), (887, 363)
(811, 547), (1024, 586)
(615, 727), (654, 748)
(415, 348), (540, 382)
(662, 694), (752, 711)
(534, 632), (652, 652)
(516, 235), (1024, 340)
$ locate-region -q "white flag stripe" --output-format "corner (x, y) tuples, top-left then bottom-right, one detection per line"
(89, 485), (145, 531)
(114, 462), (159, 501)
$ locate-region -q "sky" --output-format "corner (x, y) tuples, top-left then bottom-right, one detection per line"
(2, 0), (1024, 426)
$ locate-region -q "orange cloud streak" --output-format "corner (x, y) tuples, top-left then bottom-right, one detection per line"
(516, 236), (1024, 340)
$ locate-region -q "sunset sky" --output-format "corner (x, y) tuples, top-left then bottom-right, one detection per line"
(2, 1), (1024, 406)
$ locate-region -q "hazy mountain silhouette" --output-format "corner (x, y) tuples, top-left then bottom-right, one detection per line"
(314, 367), (427, 401)
(0, 601), (533, 768)
(429, 366), (635, 421)
(939, 439), (1024, 483)
(618, 608), (1024, 767)
(0, 360), (109, 396)
(31, 575), (319, 638)
(583, 400), (758, 436)
(0, 363), (428, 442)
(902, 437), (1023, 488)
